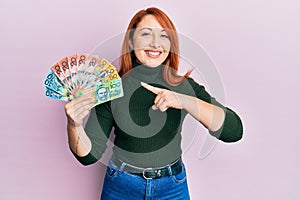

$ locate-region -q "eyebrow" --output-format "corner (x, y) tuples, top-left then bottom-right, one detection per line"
(138, 27), (167, 32)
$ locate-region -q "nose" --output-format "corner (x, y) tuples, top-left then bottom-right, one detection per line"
(150, 33), (160, 48)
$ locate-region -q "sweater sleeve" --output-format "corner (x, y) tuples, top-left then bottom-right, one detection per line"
(71, 101), (114, 165)
(186, 78), (243, 142)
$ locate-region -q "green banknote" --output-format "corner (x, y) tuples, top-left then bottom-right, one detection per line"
(94, 79), (124, 105)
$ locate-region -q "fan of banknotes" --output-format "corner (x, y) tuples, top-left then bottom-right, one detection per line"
(44, 54), (123, 105)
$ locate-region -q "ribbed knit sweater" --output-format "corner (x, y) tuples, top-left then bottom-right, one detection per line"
(73, 62), (243, 167)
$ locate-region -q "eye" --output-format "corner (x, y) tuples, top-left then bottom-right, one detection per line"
(141, 32), (151, 37)
(161, 34), (169, 39)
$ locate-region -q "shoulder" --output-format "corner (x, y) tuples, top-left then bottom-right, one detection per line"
(185, 77), (205, 89)
(178, 77), (213, 103)
(183, 77), (206, 94)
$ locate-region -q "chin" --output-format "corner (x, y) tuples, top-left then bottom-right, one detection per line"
(145, 62), (162, 68)
(144, 58), (166, 67)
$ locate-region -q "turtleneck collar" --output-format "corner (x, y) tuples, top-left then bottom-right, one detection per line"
(127, 58), (164, 82)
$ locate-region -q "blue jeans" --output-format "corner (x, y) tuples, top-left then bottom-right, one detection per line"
(101, 159), (190, 200)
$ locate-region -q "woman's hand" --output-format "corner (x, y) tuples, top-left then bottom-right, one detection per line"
(141, 81), (225, 131)
(141, 82), (184, 112)
(64, 95), (95, 127)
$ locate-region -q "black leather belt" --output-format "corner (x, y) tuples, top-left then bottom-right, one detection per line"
(111, 156), (183, 179)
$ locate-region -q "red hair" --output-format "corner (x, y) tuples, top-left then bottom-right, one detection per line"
(119, 7), (191, 86)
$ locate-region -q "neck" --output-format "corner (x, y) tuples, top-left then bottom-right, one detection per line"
(124, 59), (164, 82)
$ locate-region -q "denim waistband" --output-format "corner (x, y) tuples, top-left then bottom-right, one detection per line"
(110, 155), (183, 179)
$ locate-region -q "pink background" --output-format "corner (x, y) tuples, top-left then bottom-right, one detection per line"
(1, 0), (299, 199)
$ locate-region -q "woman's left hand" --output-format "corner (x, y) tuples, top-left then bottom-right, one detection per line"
(141, 82), (184, 112)
(141, 82), (225, 131)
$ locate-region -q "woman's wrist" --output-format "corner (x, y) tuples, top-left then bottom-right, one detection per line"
(67, 118), (83, 128)
(177, 93), (197, 111)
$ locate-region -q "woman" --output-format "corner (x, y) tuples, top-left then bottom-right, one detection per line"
(65, 7), (243, 200)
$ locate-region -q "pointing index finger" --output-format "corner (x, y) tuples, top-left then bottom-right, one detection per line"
(141, 82), (161, 94)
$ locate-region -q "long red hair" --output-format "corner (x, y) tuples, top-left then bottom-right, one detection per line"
(119, 7), (191, 86)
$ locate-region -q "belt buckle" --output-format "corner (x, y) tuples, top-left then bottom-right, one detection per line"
(142, 168), (153, 180)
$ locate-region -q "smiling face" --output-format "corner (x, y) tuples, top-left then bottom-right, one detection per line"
(130, 14), (171, 68)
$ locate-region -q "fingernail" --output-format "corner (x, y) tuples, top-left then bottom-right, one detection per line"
(152, 105), (158, 110)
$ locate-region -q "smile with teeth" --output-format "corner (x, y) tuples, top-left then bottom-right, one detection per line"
(145, 50), (162, 58)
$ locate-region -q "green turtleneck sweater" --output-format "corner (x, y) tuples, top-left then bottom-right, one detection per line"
(73, 63), (243, 167)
